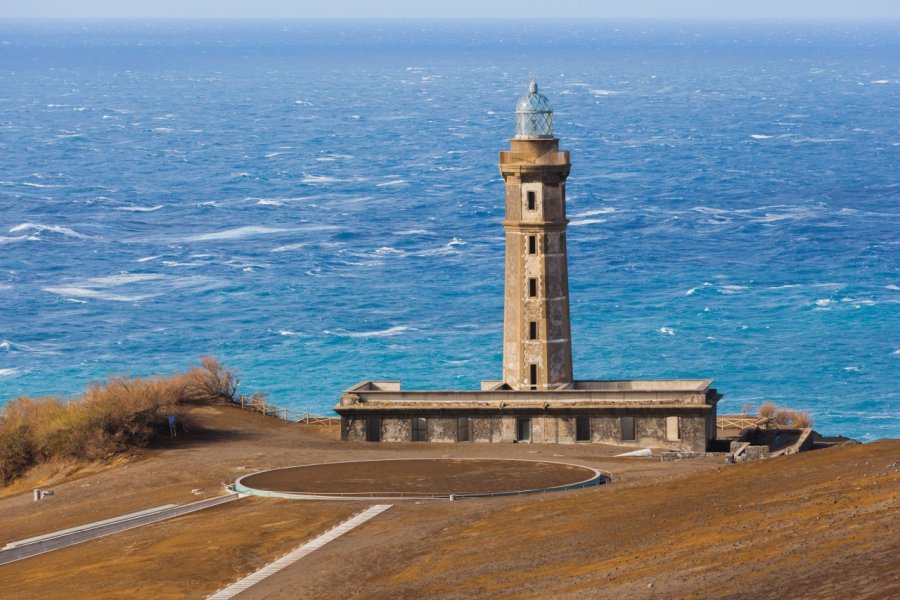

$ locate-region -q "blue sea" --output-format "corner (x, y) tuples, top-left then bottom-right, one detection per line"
(0, 20), (897, 441)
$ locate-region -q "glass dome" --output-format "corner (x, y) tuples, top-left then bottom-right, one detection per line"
(515, 81), (554, 139)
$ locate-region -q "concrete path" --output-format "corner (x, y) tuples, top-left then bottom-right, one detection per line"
(207, 504), (393, 600)
(0, 493), (242, 566)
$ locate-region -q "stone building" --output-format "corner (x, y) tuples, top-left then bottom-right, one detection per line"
(335, 81), (721, 451)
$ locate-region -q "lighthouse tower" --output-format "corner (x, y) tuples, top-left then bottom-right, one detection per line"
(499, 81), (574, 391)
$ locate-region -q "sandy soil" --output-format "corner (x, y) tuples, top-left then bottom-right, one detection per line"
(1, 404), (896, 599)
(240, 459), (598, 495)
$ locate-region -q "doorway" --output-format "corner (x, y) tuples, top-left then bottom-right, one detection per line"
(366, 417), (381, 442)
(517, 418), (532, 443)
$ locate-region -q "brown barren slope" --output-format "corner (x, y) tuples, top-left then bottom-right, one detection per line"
(239, 440), (900, 600)
(1, 405), (896, 599)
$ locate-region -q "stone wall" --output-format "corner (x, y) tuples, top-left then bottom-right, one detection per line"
(343, 412), (712, 451)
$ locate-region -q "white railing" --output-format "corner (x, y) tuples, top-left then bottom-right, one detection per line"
(230, 395), (339, 426)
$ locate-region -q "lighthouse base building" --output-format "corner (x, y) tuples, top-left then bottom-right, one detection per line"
(335, 82), (721, 452)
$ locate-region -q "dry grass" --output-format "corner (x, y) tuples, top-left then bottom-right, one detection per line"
(0, 357), (237, 486)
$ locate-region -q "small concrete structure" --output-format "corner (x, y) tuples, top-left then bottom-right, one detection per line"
(335, 81), (721, 452)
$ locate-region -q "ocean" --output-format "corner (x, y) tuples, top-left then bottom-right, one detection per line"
(0, 20), (897, 441)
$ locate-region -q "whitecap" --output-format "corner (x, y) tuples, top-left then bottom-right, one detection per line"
(42, 286), (152, 302)
(885, 284), (900, 291)
(152, 127), (174, 133)
(718, 285), (747, 294)
(569, 218), (607, 226)
(277, 330), (301, 336)
(179, 226), (298, 242)
(0, 340), (11, 350)
(376, 180), (408, 187)
(815, 298), (835, 307)
(590, 89), (620, 96)
(750, 134), (774, 139)
(326, 325), (416, 339)
(265, 152), (282, 158)
(394, 229), (431, 236)
(21, 182), (63, 188)
(791, 137), (847, 144)
(116, 204), (163, 212)
(892, 349), (900, 355)
(843, 366), (860, 372)
(302, 174), (340, 184)
(0, 367), (20, 377)
(659, 327), (676, 336)
(871, 80), (891, 84)
(686, 282), (712, 296)
(9, 223), (89, 239)
(256, 199), (284, 206)
(572, 207), (616, 218)
(136, 255), (160, 262)
(271, 242), (308, 253)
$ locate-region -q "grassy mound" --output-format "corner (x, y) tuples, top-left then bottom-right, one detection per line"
(0, 357), (237, 486)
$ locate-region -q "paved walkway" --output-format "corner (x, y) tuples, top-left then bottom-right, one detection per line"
(207, 504), (393, 600)
(0, 494), (241, 566)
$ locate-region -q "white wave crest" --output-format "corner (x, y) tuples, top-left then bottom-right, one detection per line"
(659, 327), (676, 336)
(271, 242), (308, 253)
(326, 325), (416, 339)
(750, 134), (774, 139)
(302, 174), (340, 184)
(686, 282), (713, 296)
(9, 223), (89, 239)
(376, 180), (408, 187)
(116, 205), (163, 212)
(572, 207), (616, 218)
(590, 89), (620, 96)
(42, 273), (218, 302)
(0, 367), (20, 377)
(569, 218), (607, 226)
(179, 226), (297, 242)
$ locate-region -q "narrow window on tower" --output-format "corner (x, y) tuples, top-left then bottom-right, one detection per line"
(527, 191), (536, 210)
(529, 278), (537, 297)
(528, 235), (536, 254)
(529, 321), (537, 340)
(529, 364), (538, 390)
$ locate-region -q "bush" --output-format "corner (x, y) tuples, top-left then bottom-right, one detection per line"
(0, 357), (238, 486)
(757, 402), (814, 429)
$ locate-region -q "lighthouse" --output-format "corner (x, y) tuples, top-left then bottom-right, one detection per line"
(499, 81), (574, 391)
(337, 80), (720, 451)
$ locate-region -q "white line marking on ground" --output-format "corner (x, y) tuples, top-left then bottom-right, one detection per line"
(206, 504), (393, 600)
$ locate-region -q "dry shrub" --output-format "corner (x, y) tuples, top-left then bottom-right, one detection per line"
(758, 402), (777, 420)
(0, 357), (238, 485)
(182, 356), (238, 403)
(740, 404), (754, 415)
(773, 408), (813, 429)
(755, 402), (814, 429)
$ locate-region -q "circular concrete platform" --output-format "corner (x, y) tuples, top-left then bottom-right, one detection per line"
(234, 458), (608, 500)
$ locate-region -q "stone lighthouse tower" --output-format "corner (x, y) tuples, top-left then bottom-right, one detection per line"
(499, 81), (573, 391)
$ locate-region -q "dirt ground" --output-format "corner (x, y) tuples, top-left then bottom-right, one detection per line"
(1, 404), (897, 599)
(240, 459), (598, 495)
